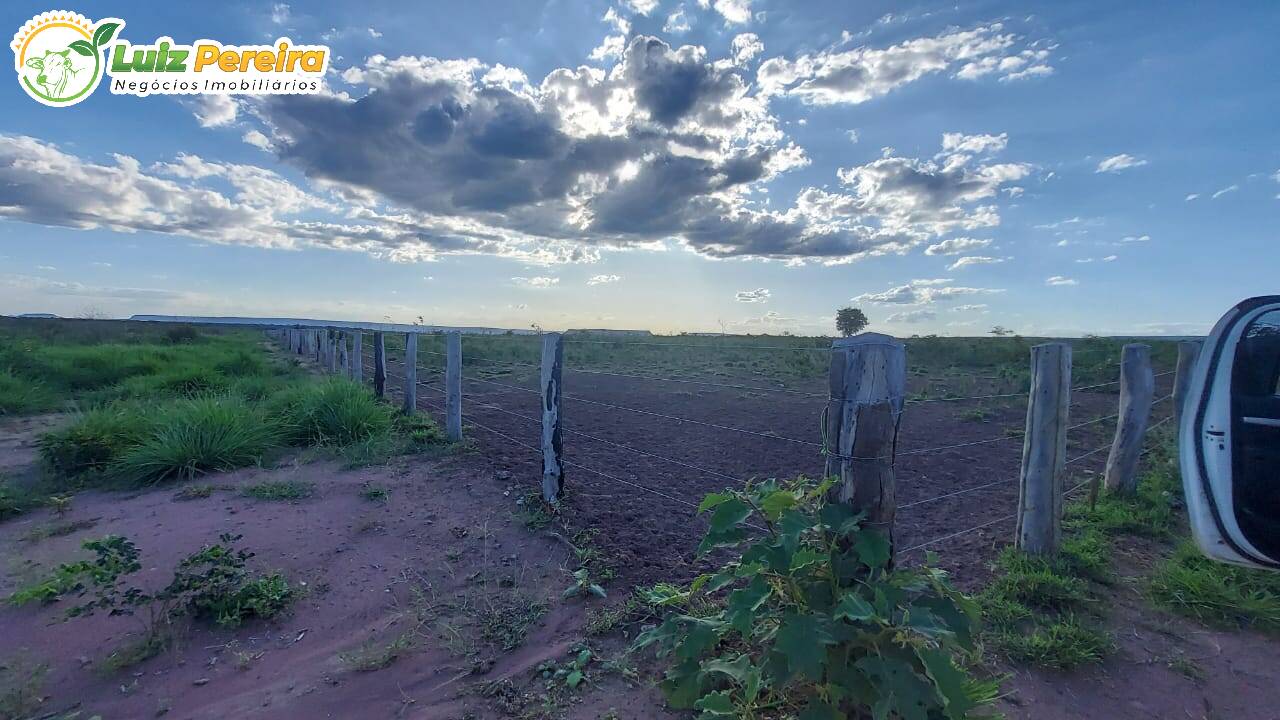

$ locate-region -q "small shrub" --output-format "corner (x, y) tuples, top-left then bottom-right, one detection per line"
(637, 477), (995, 718)
(339, 634), (416, 672)
(164, 325), (201, 344)
(360, 484), (389, 503)
(173, 484), (215, 501)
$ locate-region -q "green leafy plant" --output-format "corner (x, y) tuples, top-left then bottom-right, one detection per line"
(562, 568), (607, 600)
(8, 533), (294, 668)
(536, 646), (594, 690)
(636, 477), (996, 719)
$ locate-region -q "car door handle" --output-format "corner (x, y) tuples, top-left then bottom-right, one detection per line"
(1242, 416), (1280, 428)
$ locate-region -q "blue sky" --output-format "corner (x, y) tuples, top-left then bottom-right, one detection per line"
(1, 0), (1276, 336)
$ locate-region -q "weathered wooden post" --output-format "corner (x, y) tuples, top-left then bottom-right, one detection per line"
(540, 332), (565, 503)
(1104, 344), (1155, 495)
(328, 329), (340, 374)
(823, 333), (906, 559)
(339, 332), (350, 376)
(350, 330), (364, 383)
(445, 332), (462, 441)
(320, 330), (329, 371)
(1173, 340), (1202, 430)
(403, 333), (418, 414)
(373, 332), (387, 398)
(1016, 343), (1071, 556)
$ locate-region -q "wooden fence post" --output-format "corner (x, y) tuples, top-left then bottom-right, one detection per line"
(320, 330), (330, 371)
(540, 332), (565, 503)
(373, 332), (387, 398)
(445, 331), (463, 441)
(350, 330), (364, 383)
(1104, 344), (1155, 495)
(328, 330), (340, 374)
(1173, 340), (1202, 430)
(403, 333), (418, 414)
(823, 333), (906, 559)
(339, 332), (350, 376)
(1016, 342), (1071, 556)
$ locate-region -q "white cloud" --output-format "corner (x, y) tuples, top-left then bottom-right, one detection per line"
(1095, 154), (1147, 173)
(587, 274), (621, 286)
(846, 129), (860, 144)
(1045, 275), (1078, 286)
(242, 130), (272, 151)
(924, 237), (991, 256)
(512, 276), (560, 288)
(947, 255), (1007, 270)
(270, 3), (290, 24)
(699, 0), (753, 24)
(663, 5), (693, 33)
(368, 27), (383, 39)
(854, 278), (1003, 305)
(1211, 184), (1238, 199)
(1120, 234), (1150, 243)
(192, 95), (238, 128)
(759, 24), (1049, 103)
(1075, 257), (1094, 263)
(950, 304), (988, 313)
(1185, 193), (1199, 201)
(36, 265), (56, 271)
(730, 33), (764, 65)
(619, 0), (660, 15)
(3, 273), (188, 301)
(735, 288), (771, 303)
(941, 132), (1007, 155)
(1102, 255), (1118, 262)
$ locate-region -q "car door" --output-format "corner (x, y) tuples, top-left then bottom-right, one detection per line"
(1181, 295), (1280, 569)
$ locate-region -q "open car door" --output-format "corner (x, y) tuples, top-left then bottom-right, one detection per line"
(1182, 295), (1280, 570)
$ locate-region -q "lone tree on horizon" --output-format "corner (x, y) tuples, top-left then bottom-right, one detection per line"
(836, 307), (869, 337)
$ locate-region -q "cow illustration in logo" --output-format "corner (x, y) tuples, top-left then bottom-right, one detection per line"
(11, 11), (122, 107)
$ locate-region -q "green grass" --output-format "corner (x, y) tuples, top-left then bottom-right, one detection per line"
(111, 398), (280, 485)
(266, 379), (394, 446)
(1149, 541), (1280, 633)
(0, 369), (58, 415)
(241, 480), (315, 501)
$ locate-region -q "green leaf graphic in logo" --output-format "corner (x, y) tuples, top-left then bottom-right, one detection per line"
(68, 40), (94, 57)
(92, 22), (121, 48)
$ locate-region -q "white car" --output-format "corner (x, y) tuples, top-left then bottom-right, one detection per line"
(1182, 295), (1280, 569)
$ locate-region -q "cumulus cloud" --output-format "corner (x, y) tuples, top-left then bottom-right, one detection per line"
(587, 274), (621, 285)
(846, 129), (859, 143)
(663, 5), (693, 33)
(1045, 275), (1078, 286)
(242, 130), (272, 150)
(1096, 154), (1146, 173)
(512, 276), (559, 288)
(731, 33), (764, 65)
(941, 132), (1007, 155)
(619, 0), (660, 15)
(699, 0), (753, 24)
(924, 237), (991, 255)
(192, 95), (238, 128)
(758, 24), (1050, 103)
(854, 278), (1003, 305)
(734, 287), (770, 303)
(947, 255), (1007, 270)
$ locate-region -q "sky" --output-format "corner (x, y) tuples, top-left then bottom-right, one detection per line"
(0, 0), (1277, 337)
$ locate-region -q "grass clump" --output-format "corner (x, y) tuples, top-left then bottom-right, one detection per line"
(39, 403), (156, 479)
(241, 480), (314, 502)
(339, 633), (416, 672)
(111, 397), (279, 485)
(1149, 541), (1280, 633)
(0, 654), (48, 719)
(0, 369), (58, 415)
(267, 379), (394, 446)
(978, 547), (1110, 669)
(173, 484), (216, 501)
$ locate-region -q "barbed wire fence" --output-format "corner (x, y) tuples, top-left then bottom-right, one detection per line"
(271, 325), (1191, 565)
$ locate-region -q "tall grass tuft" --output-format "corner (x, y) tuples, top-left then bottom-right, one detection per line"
(110, 397), (280, 485)
(40, 403), (157, 479)
(0, 370), (58, 415)
(266, 379), (394, 446)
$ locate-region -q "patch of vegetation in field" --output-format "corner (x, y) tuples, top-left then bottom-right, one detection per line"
(0, 653), (48, 719)
(241, 480), (315, 502)
(8, 533), (294, 671)
(1149, 541), (1280, 633)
